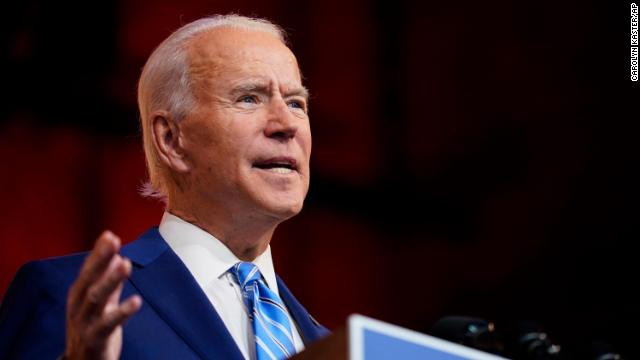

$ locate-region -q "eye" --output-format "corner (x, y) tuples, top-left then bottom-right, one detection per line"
(287, 99), (306, 111)
(237, 95), (258, 104)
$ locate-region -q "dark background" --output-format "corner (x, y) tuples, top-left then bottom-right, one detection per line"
(1, 0), (637, 358)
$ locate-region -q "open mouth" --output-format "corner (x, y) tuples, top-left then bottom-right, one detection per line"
(252, 157), (298, 174)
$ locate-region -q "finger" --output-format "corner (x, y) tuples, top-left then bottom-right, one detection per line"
(82, 256), (131, 316)
(105, 281), (124, 313)
(93, 295), (142, 338)
(70, 231), (121, 302)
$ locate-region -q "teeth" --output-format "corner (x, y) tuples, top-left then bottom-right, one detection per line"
(267, 167), (293, 174)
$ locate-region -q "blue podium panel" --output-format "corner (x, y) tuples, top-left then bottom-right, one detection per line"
(363, 330), (470, 360)
(349, 315), (508, 360)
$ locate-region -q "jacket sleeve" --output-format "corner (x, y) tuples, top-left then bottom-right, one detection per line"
(0, 261), (68, 359)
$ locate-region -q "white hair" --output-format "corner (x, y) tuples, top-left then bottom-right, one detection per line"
(137, 14), (286, 200)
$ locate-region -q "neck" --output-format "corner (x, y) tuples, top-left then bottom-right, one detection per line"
(167, 198), (279, 261)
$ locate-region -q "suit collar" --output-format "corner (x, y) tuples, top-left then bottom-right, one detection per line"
(121, 227), (329, 357)
(277, 275), (330, 344)
(122, 228), (244, 360)
(158, 212), (280, 294)
(120, 227), (168, 266)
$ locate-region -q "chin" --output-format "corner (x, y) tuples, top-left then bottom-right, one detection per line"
(260, 194), (305, 222)
(247, 180), (308, 221)
(270, 201), (304, 221)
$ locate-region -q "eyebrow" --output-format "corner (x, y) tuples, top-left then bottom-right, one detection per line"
(284, 87), (310, 101)
(231, 82), (310, 101)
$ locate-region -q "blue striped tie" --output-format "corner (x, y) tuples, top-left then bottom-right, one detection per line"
(230, 262), (297, 360)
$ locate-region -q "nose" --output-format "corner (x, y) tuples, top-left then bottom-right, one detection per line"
(264, 99), (297, 142)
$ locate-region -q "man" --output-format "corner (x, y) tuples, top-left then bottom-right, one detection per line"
(0, 14), (329, 359)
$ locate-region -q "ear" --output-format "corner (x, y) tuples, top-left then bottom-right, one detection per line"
(151, 111), (190, 173)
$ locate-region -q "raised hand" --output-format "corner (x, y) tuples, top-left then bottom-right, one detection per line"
(64, 231), (142, 360)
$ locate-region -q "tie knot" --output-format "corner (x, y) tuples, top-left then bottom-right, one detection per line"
(230, 262), (262, 289)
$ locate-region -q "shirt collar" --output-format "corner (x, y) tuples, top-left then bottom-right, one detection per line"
(158, 212), (279, 294)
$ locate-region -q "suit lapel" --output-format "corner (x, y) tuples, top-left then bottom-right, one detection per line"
(277, 275), (330, 345)
(121, 228), (244, 360)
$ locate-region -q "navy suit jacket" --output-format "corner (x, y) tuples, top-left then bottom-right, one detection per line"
(0, 227), (329, 359)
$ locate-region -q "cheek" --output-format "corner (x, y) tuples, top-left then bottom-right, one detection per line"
(182, 123), (232, 174)
(300, 126), (312, 158)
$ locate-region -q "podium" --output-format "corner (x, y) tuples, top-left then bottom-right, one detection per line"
(293, 315), (508, 360)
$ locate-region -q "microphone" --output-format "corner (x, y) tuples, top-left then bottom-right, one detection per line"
(432, 317), (624, 359)
(431, 316), (505, 355)
(512, 321), (562, 360)
(590, 341), (623, 360)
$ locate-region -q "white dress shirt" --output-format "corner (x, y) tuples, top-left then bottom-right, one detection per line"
(159, 212), (305, 360)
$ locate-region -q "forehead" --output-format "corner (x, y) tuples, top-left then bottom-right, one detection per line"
(186, 27), (302, 87)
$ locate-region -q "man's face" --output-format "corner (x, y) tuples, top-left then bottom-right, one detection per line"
(177, 28), (311, 222)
